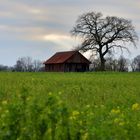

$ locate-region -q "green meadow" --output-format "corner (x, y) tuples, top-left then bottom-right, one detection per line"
(0, 72), (140, 140)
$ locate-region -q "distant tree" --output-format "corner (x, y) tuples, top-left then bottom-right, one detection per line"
(89, 58), (100, 71)
(33, 60), (44, 72)
(131, 61), (136, 72)
(111, 59), (119, 71)
(89, 54), (130, 72)
(71, 11), (138, 71)
(0, 65), (13, 72)
(131, 55), (140, 71)
(105, 57), (117, 71)
(25, 57), (33, 72)
(102, 52), (115, 71)
(14, 59), (24, 71)
(14, 57), (44, 72)
(0, 65), (8, 71)
(14, 57), (33, 72)
(117, 56), (129, 72)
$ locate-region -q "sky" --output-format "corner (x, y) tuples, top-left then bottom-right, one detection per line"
(0, 0), (140, 66)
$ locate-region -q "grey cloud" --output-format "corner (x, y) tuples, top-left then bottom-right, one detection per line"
(0, 0), (140, 65)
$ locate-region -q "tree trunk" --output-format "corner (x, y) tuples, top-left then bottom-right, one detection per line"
(100, 55), (106, 71)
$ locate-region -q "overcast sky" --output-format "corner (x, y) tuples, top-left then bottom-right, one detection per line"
(0, 0), (140, 66)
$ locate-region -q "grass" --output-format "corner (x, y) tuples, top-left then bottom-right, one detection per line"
(0, 72), (140, 140)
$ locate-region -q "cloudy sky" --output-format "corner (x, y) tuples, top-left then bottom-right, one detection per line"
(0, 0), (140, 66)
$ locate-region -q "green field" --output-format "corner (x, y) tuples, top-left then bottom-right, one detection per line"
(0, 72), (140, 140)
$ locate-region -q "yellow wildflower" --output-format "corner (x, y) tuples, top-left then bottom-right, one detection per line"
(110, 108), (121, 115)
(48, 128), (52, 133)
(26, 97), (30, 101)
(5, 110), (9, 114)
(137, 123), (140, 128)
(89, 112), (94, 116)
(69, 116), (74, 120)
(72, 110), (80, 116)
(31, 78), (34, 81)
(95, 105), (98, 108)
(114, 118), (125, 126)
(86, 105), (90, 108)
(1, 114), (6, 118)
(2, 100), (8, 105)
(114, 118), (120, 123)
(58, 92), (62, 95)
(100, 105), (105, 108)
(132, 103), (140, 111)
(22, 127), (26, 131)
(69, 110), (80, 120)
(48, 92), (52, 96)
(58, 100), (63, 105)
(18, 94), (21, 98)
(119, 122), (125, 126)
(82, 132), (88, 140)
(79, 121), (83, 125)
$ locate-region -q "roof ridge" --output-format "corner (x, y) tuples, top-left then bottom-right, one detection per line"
(56, 50), (77, 53)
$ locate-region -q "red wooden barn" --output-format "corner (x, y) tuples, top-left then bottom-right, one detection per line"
(43, 51), (90, 72)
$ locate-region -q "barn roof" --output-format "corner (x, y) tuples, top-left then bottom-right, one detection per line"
(44, 51), (76, 64)
(44, 51), (90, 64)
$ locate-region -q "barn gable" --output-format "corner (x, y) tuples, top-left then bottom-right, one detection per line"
(65, 51), (90, 64)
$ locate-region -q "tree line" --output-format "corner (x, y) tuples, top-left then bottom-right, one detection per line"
(90, 55), (140, 72)
(0, 57), (45, 72)
(0, 55), (140, 72)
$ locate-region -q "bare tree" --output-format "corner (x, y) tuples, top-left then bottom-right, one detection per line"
(14, 57), (44, 72)
(131, 55), (140, 71)
(89, 58), (101, 71)
(14, 58), (25, 71)
(111, 59), (119, 71)
(0, 65), (9, 71)
(33, 60), (44, 72)
(14, 57), (33, 72)
(71, 11), (138, 71)
(117, 56), (129, 72)
(105, 57), (116, 71)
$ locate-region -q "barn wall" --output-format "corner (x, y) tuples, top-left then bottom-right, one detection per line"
(45, 63), (89, 72)
(45, 64), (64, 72)
(64, 63), (89, 72)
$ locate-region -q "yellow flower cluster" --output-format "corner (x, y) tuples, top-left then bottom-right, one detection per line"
(110, 108), (125, 126)
(86, 105), (90, 108)
(72, 110), (80, 116)
(2, 100), (8, 105)
(110, 108), (121, 115)
(132, 103), (140, 111)
(69, 110), (80, 120)
(82, 132), (89, 140)
(48, 92), (52, 96)
(137, 123), (140, 128)
(114, 118), (125, 126)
